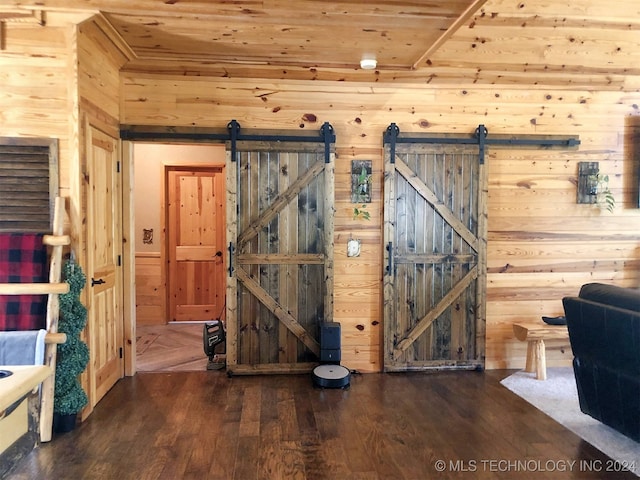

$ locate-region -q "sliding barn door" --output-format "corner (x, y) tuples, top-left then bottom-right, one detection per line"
(226, 146), (334, 374)
(383, 143), (487, 372)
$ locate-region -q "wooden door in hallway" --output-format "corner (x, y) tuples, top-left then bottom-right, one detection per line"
(167, 167), (226, 322)
(86, 124), (124, 405)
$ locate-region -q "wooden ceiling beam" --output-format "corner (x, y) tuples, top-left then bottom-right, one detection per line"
(411, 0), (488, 70)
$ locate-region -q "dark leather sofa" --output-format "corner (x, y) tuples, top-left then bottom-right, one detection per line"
(562, 283), (640, 442)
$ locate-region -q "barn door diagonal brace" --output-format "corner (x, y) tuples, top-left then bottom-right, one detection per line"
(393, 267), (478, 358)
(382, 123), (580, 164)
(236, 160), (326, 247)
(236, 268), (321, 356)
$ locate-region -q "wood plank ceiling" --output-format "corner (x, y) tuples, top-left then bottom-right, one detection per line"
(2, 0), (640, 87)
(106, 0), (484, 70)
(1, 0), (486, 69)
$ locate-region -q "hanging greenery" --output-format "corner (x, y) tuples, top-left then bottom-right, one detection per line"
(54, 260), (89, 416)
(596, 174), (616, 213)
(354, 165), (372, 203)
(353, 204), (371, 221)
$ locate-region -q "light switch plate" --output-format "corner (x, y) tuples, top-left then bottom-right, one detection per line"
(347, 238), (361, 257)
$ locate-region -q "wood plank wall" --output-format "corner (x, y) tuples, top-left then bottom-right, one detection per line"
(0, 19), (72, 197)
(134, 254), (164, 325)
(121, 75), (640, 372)
(1, 16), (640, 376)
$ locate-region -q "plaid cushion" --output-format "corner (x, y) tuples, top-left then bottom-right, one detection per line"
(0, 234), (48, 331)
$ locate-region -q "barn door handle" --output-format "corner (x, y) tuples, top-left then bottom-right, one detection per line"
(228, 242), (235, 277)
(215, 251), (222, 257)
(385, 242), (393, 275)
(91, 277), (105, 287)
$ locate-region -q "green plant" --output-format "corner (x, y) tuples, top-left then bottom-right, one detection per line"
(354, 166), (372, 203)
(353, 204), (371, 221)
(54, 260), (89, 416)
(596, 174), (615, 213)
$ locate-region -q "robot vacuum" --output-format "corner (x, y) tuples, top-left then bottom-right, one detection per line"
(312, 364), (351, 388)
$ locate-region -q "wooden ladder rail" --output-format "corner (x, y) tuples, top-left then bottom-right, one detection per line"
(40, 197), (69, 442)
(0, 197), (71, 442)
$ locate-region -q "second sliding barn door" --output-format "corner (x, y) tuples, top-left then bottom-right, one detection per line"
(383, 142), (487, 372)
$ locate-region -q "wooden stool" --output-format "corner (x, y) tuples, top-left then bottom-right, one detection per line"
(512, 322), (569, 380)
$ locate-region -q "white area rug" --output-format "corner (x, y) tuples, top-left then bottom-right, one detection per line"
(501, 367), (639, 477)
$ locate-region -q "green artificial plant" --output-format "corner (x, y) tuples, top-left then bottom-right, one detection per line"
(353, 204), (371, 221)
(354, 165), (372, 203)
(596, 174), (616, 213)
(54, 259), (89, 416)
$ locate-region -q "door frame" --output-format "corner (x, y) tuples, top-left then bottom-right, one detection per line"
(120, 141), (227, 374)
(121, 139), (136, 376)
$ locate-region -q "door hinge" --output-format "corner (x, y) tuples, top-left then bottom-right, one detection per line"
(117, 161), (121, 173)
(119, 347), (123, 359)
(117, 255), (122, 266)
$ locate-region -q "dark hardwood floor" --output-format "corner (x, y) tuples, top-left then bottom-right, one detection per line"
(7, 369), (636, 480)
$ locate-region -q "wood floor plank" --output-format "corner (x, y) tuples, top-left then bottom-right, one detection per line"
(208, 416), (239, 480)
(279, 440), (307, 480)
(277, 386), (299, 443)
(239, 384), (261, 437)
(234, 436), (260, 480)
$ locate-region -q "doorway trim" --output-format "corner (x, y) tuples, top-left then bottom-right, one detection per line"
(121, 140), (136, 376)
(121, 140), (227, 374)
